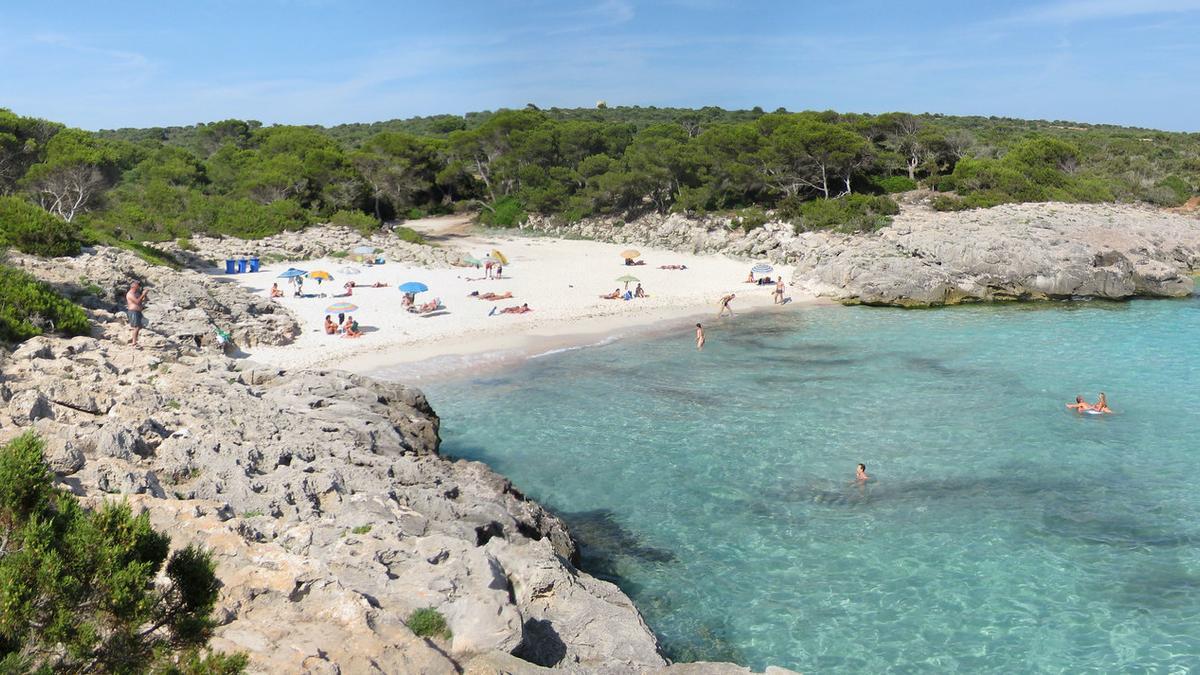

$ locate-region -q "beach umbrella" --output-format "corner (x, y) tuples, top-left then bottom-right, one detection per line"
(309, 270), (333, 281)
(277, 268), (307, 278)
(616, 274), (639, 289)
(338, 266), (361, 275)
(325, 302), (358, 314)
(398, 281), (429, 294)
(620, 249), (641, 260)
(352, 245), (376, 254)
(462, 256), (482, 267)
(751, 263), (774, 275)
(491, 249), (509, 265)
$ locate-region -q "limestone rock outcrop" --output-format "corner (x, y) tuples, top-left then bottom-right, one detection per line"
(525, 202), (1200, 307)
(0, 328), (670, 672)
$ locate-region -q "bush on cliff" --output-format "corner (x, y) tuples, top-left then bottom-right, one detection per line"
(0, 432), (247, 673)
(479, 196), (528, 228)
(407, 607), (452, 640)
(0, 266), (90, 342)
(0, 196), (83, 257)
(788, 194), (899, 233)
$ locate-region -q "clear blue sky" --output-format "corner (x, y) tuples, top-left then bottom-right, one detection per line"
(3, 0), (1198, 131)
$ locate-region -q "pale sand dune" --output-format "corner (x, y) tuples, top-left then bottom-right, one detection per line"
(232, 230), (819, 378)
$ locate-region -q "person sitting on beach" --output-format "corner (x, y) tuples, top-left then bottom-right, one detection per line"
(401, 292), (415, 308)
(623, 290), (633, 301)
(745, 271), (755, 283)
(270, 283), (284, 298)
(1066, 396), (1092, 412)
(342, 317), (362, 337)
(625, 257), (635, 266)
(757, 276), (773, 286)
(324, 315), (337, 335)
(855, 463), (870, 483)
(600, 288), (622, 299)
(634, 283), (646, 298)
(1093, 392), (1112, 413)
(499, 303), (532, 314)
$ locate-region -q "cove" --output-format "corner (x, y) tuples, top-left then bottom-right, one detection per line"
(426, 297), (1200, 672)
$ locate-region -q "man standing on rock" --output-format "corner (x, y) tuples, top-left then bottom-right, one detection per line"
(126, 280), (149, 348)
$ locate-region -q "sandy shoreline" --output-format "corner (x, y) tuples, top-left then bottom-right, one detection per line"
(227, 227), (823, 380)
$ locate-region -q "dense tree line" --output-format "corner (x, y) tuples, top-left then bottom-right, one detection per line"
(0, 105), (1195, 250)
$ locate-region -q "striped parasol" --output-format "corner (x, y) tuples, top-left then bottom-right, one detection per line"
(751, 263), (774, 275)
(325, 302), (358, 313)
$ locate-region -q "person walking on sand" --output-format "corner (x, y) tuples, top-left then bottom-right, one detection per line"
(695, 323), (705, 350)
(717, 293), (735, 318)
(774, 278), (785, 304)
(126, 280), (149, 348)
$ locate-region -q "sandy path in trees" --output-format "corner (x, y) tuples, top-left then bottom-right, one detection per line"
(232, 227), (821, 381)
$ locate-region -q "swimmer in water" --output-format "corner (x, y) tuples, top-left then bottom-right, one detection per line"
(1093, 392), (1112, 413)
(1066, 395), (1092, 412)
(855, 463), (869, 482)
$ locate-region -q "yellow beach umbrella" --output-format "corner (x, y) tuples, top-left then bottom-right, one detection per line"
(490, 249), (509, 265)
(620, 249), (641, 260)
(309, 270), (333, 281)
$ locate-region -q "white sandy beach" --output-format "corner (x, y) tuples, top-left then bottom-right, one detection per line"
(229, 225), (819, 379)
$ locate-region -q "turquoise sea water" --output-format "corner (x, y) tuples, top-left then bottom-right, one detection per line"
(425, 296), (1200, 672)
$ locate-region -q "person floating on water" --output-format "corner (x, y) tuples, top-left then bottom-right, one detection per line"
(1066, 395), (1091, 412)
(855, 463), (870, 483)
(1066, 393), (1112, 414)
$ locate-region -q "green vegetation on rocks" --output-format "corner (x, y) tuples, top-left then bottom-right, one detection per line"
(0, 432), (246, 673)
(0, 266), (90, 342)
(406, 607), (451, 640)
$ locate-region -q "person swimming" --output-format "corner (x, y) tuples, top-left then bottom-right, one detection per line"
(855, 463), (869, 482)
(1093, 392), (1112, 413)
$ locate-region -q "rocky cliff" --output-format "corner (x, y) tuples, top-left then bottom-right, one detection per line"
(523, 201), (1200, 307)
(1, 248), (795, 674)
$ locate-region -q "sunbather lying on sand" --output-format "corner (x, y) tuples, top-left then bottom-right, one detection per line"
(371, 282), (388, 287)
(658, 264), (688, 270)
(411, 298), (442, 313)
(600, 288), (622, 299)
(499, 303), (532, 314)
(477, 291), (513, 300)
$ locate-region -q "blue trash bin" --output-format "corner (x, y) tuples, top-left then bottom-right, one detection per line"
(225, 259), (236, 274)
(249, 257), (260, 273)
(237, 258), (247, 273)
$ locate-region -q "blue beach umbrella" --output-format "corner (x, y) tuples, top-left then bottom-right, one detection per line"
(277, 268), (308, 278)
(398, 281), (429, 294)
(751, 263), (774, 275)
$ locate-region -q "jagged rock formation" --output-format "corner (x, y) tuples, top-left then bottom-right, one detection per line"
(9, 247), (298, 349)
(160, 224), (463, 270)
(524, 202), (1200, 307)
(0, 251), (797, 674)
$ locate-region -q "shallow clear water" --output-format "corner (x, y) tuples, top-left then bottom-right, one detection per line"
(425, 297), (1200, 672)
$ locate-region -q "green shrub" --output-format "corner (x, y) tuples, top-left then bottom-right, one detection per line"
(0, 196), (83, 257)
(0, 432), (245, 673)
(351, 524), (372, 535)
(407, 607), (452, 640)
(0, 266), (90, 342)
(479, 197), (527, 228)
(394, 226), (426, 245)
(875, 175), (919, 193)
(731, 206), (769, 232)
(329, 209), (380, 235)
(177, 236), (196, 251)
(791, 194), (899, 233)
(406, 207), (426, 220)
